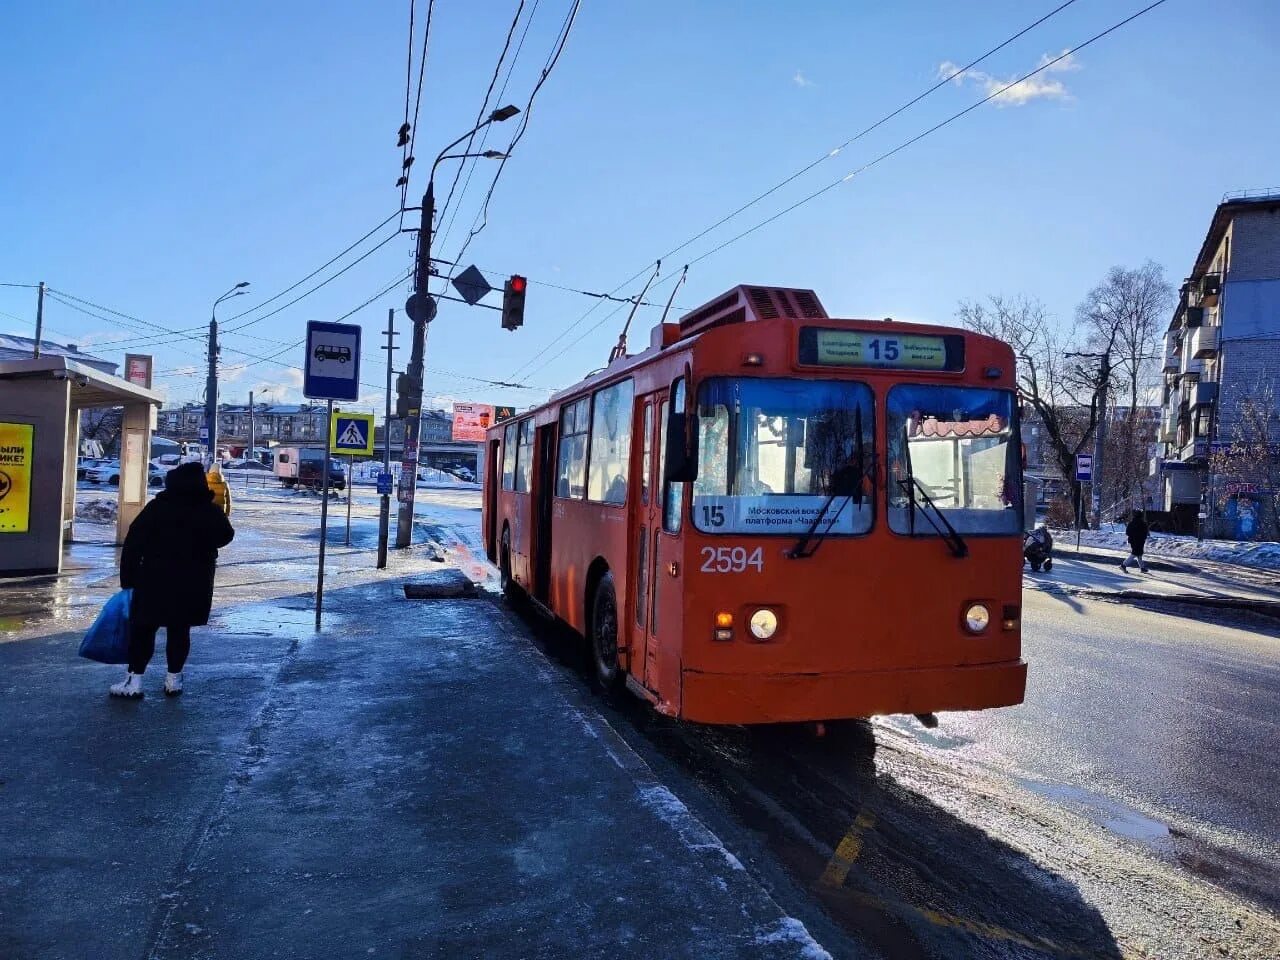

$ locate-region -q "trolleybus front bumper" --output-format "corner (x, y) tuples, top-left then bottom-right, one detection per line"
(680, 659), (1028, 725)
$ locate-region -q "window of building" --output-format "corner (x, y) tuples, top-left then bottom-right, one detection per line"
(587, 379), (634, 505)
(502, 422), (518, 491)
(514, 419), (534, 493)
(556, 398), (589, 498)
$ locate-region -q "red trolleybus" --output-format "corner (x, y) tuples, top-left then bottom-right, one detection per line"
(483, 285), (1026, 725)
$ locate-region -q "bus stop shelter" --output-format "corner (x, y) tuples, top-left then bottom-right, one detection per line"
(0, 356), (161, 576)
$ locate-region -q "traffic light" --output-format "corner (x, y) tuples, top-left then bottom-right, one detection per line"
(502, 275), (527, 331)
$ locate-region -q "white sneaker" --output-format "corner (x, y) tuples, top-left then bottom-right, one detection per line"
(109, 673), (144, 698)
(164, 672), (183, 697)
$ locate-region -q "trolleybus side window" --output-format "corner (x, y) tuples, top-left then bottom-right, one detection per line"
(885, 384), (1021, 536)
(640, 404), (653, 506)
(691, 378), (874, 536)
(556, 398), (589, 498)
(587, 379), (634, 505)
(513, 419), (534, 493)
(662, 378), (686, 533)
(501, 422), (518, 491)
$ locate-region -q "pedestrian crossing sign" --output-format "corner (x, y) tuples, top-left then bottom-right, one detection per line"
(331, 412), (375, 456)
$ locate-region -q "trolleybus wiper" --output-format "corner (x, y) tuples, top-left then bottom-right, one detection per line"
(898, 477), (968, 558)
(788, 490), (850, 559)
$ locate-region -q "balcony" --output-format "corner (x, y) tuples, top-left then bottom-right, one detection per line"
(1189, 324), (1219, 358)
(1191, 381), (1219, 408)
(1163, 337), (1181, 372)
(1185, 306), (1205, 328)
(1180, 437), (1209, 462)
(1200, 274), (1221, 307)
(1148, 455), (1163, 477)
(1181, 356), (1205, 378)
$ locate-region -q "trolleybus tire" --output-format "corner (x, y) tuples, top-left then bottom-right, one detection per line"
(499, 528), (519, 600)
(590, 572), (623, 691)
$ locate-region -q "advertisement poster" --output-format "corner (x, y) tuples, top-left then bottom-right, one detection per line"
(451, 403), (495, 442)
(0, 422), (34, 534)
(124, 353), (153, 388)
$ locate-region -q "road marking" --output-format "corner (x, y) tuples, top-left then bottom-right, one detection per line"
(818, 809), (876, 888)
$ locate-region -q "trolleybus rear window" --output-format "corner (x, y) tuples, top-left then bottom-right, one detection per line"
(885, 385), (1021, 536)
(692, 378), (875, 535)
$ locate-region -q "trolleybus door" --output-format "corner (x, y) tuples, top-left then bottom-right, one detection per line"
(631, 393), (663, 690)
(533, 424), (556, 604)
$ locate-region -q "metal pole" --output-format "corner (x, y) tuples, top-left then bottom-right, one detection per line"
(378, 308), (396, 569)
(205, 312), (219, 468)
(396, 182), (435, 549)
(345, 455), (353, 546)
(1091, 353), (1110, 529)
(33, 282), (45, 358)
(316, 399), (334, 631)
(248, 390), (255, 488)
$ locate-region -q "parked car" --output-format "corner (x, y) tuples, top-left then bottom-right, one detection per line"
(77, 457), (106, 480)
(87, 460), (164, 487)
(273, 447), (346, 491)
(223, 458), (271, 472)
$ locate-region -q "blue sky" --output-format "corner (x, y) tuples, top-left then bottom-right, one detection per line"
(2, 0), (1278, 416)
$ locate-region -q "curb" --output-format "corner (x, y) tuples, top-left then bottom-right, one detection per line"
(1079, 588), (1280, 621)
(1051, 547), (1183, 574)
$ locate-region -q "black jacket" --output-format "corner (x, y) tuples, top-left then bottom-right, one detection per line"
(1125, 515), (1150, 552)
(121, 463), (235, 627)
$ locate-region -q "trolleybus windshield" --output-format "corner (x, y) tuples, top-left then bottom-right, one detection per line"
(692, 378), (874, 536)
(885, 385), (1021, 536)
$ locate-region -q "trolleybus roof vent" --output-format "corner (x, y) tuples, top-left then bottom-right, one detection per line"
(677, 285), (828, 340)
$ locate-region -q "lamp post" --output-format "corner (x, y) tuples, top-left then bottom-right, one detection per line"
(205, 281), (250, 466)
(394, 105), (519, 549)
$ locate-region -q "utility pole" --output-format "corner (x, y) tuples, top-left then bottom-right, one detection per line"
(1091, 350), (1111, 529)
(248, 390), (255, 483)
(33, 282), (45, 358)
(205, 314), (218, 465)
(378, 308), (398, 568)
(395, 182), (436, 549)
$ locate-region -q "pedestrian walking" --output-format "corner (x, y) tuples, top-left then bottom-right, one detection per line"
(109, 462), (235, 698)
(1120, 509), (1150, 574)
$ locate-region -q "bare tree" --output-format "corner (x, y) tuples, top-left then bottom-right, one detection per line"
(1208, 380), (1280, 540)
(958, 295), (1111, 523)
(1076, 262), (1174, 510)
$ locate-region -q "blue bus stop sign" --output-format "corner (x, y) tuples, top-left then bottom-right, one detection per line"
(1075, 453), (1093, 482)
(376, 471), (393, 495)
(304, 320), (361, 401)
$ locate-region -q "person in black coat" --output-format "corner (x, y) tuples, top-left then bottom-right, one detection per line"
(109, 462), (235, 698)
(1120, 510), (1150, 574)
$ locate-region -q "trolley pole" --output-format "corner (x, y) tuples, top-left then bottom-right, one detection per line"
(315, 399), (334, 631)
(377, 308), (397, 569)
(395, 182), (435, 549)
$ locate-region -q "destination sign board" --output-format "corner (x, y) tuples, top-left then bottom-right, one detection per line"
(798, 328), (964, 372)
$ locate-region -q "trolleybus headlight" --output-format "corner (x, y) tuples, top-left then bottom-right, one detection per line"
(748, 609), (778, 640)
(964, 603), (990, 634)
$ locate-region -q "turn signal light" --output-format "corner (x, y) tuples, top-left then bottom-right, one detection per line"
(714, 611), (734, 641)
(1002, 603), (1020, 631)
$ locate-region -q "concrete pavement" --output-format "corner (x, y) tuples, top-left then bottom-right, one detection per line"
(0, 491), (839, 959)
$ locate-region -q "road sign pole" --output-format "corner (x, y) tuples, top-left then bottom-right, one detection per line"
(316, 399), (334, 632)
(345, 455), (353, 546)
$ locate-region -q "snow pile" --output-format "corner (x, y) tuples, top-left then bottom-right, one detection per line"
(75, 498), (117, 524)
(1051, 526), (1280, 573)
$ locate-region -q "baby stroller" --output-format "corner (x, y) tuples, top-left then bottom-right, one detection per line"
(1024, 525), (1053, 572)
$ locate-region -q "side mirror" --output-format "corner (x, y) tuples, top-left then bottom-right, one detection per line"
(664, 411), (698, 483)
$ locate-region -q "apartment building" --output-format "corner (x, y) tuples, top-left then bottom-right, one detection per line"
(1153, 191), (1280, 536)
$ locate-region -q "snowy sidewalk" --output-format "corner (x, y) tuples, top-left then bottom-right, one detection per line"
(0, 493), (835, 959)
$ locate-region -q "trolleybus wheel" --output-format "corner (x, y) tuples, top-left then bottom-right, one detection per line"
(591, 572), (623, 690)
(499, 529), (517, 600)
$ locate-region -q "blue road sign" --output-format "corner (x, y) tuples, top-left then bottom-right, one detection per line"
(304, 320), (361, 401)
(331, 413), (374, 455)
(376, 471), (393, 495)
(1075, 453), (1093, 482)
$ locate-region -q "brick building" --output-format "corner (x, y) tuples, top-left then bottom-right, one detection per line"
(1153, 191), (1280, 536)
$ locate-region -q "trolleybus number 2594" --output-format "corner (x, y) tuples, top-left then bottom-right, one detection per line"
(699, 546), (765, 574)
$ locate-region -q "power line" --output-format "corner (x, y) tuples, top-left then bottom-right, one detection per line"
(516, 0), (1172, 384)
(400, 0), (436, 222)
(505, 0), (1083, 380)
(398, 0), (417, 224)
(434, 0), (527, 240)
(0, 282), (39, 289)
(445, 0), (581, 282)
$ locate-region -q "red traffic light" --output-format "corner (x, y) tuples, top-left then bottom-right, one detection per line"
(510, 275), (527, 293)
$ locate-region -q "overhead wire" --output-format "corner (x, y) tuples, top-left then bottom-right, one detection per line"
(398, 0), (418, 225)
(505, 0), (1084, 380)
(402, 0), (436, 214)
(516, 0), (1172, 385)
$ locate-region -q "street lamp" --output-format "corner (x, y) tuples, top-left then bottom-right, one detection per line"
(205, 281), (250, 467)
(394, 105), (518, 549)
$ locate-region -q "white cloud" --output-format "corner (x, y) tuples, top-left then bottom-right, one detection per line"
(938, 49), (1079, 107)
(792, 70), (814, 89)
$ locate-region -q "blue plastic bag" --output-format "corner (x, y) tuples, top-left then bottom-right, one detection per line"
(79, 589), (133, 664)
